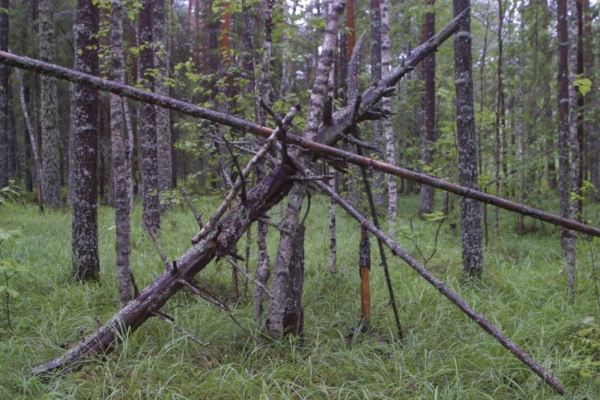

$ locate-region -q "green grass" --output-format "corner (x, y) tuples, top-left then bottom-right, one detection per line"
(1, 193), (600, 399)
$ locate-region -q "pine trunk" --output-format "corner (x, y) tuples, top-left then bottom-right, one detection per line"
(0, 0), (8, 188)
(370, 0), (385, 210)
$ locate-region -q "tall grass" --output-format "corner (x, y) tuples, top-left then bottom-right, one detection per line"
(1, 194), (599, 399)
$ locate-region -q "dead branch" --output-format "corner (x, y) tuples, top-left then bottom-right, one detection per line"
(32, 165), (295, 375)
(180, 280), (260, 342)
(191, 104), (299, 245)
(3, 16), (595, 240)
(178, 187), (203, 229)
(150, 310), (208, 346)
(224, 257), (274, 299)
(287, 154), (566, 396)
(144, 220), (169, 268)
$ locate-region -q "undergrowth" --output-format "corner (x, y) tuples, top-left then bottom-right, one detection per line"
(1, 194), (599, 399)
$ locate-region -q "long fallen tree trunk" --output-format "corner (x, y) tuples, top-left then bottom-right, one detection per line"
(1, 46), (599, 239)
(32, 165), (295, 375)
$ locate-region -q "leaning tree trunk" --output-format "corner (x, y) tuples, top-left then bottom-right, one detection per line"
(33, 164), (296, 375)
(40, 0), (61, 207)
(71, 0), (100, 281)
(110, 0), (133, 306)
(266, 1), (346, 339)
(453, 0), (483, 279)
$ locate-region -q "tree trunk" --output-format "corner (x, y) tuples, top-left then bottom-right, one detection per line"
(39, 0), (61, 206)
(34, 164), (295, 375)
(453, 0), (483, 279)
(139, 0), (160, 234)
(370, 0), (385, 210)
(566, 0), (580, 300)
(266, 1), (346, 339)
(71, 0), (100, 281)
(154, 0), (173, 199)
(110, 0), (133, 306)
(0, 0), (8, 189)
(418, 0), (435, 218)
(493, 0), (505, 239)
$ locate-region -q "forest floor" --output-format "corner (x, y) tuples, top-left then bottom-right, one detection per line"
(1, 191), (600, 399)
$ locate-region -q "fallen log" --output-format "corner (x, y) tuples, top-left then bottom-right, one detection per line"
(1, 47), (599, 239)
(32, 165), (295, 375)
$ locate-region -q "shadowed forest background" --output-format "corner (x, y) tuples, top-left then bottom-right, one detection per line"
(1, 0), (600, 398)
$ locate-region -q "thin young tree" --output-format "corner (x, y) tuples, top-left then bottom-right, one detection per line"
(493, 0), (505, 239)
(71, 0), (100, 281)
(418, 0), (436, 217)
(110, 0), (133, 305)
(381, 0), (397, 236)
(370, 0), (385, 209)
(453, 0), (483, 279)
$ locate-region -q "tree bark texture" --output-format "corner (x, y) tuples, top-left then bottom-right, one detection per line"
(453, 0), (483, 279)
(370, 0), (385, 209)
(419, 0), (436, 217)
(266, 1), (346, 339)
(567, 0), (581, 299)
(493, 0), (505, 239)
(139, 0), (160, 233)
(110, 0), (132, 306)
(71, 0), (100, 281)
(153, 0), (173, 196)
(40, 0), (61, 207)
(33, 165), (295, 375)
(381, 0), (397, 236)
(0, 0), (8, 189)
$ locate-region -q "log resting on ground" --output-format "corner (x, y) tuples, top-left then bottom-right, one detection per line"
(32, 165), (295, 375)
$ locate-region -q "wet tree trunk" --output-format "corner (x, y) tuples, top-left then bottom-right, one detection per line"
(40, 0), (61, 207)
(418, 0), (435, 218)
(453, 0), (483, 279)
(139, 0), (160, 233)
(110, 0), (133, 306)
(71, 0), (100, 281)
